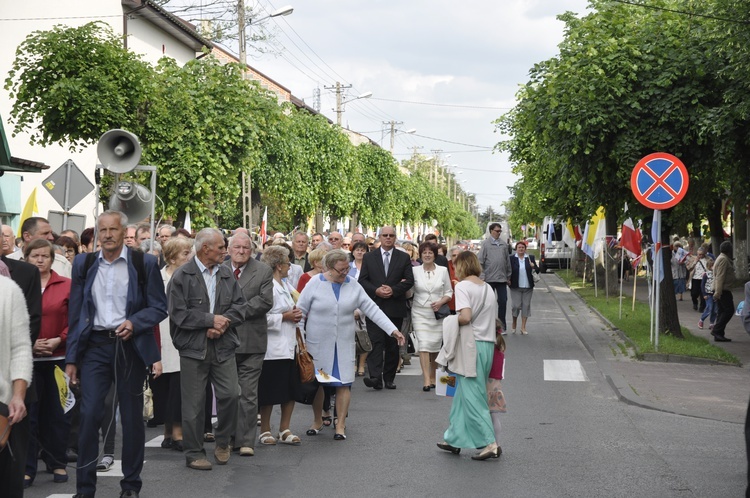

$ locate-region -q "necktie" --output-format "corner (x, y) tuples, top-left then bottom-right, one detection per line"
(384, 251), (390, 276)
(234, 267), (241, 280)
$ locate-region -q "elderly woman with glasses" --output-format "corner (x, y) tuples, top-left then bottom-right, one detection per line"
(297, 250), (406, 440)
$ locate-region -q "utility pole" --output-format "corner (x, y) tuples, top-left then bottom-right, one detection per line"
(325, 81), (352, 126)
(383, 120), (404, 154)
(238, 1), (251, 231)
(430, 149), (443, 188)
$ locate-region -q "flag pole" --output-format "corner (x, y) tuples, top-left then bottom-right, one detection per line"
(632, 252), (639, 311)
(619, 244), (625, 319)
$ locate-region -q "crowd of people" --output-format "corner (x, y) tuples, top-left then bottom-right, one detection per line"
(0, 215), (548, 497)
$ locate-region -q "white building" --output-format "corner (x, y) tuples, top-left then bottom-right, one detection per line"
(0, 0), (212, 233)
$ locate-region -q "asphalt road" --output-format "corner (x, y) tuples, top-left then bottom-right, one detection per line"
(27, 274), (747, 497)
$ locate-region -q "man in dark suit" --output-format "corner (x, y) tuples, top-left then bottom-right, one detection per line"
(1, 239), (41, 498)
(224, 232), (273, 457)
(358, 226), (414, 390)
(65, 211), (168, 498)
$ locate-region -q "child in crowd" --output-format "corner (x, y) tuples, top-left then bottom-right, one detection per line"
(699, 258), (716, 329)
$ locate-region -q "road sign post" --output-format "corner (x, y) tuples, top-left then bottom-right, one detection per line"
(631, 153), (689, 351)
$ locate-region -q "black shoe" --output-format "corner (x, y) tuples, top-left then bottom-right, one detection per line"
(423, 386), (431, 392)
(161, 437), (173, 449)
(713, 335), (732, 342)
(333, 433), (346, 441)
(363, 377), (383, 390)
(120, 491), (140, 498)
(73, 494), (95, 498)
(66, 448), (78, 462)
(172, 440), (184, 452)
(437, 442), (461, 454)
(384, 382), (397, 390)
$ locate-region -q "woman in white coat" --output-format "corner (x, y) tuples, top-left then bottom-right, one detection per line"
(258, 246), (304, 446)
(412, 241), (452, 391)
(297, 250), (406, 440)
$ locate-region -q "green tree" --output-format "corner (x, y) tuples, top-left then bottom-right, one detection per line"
(4, 22), (152, 149)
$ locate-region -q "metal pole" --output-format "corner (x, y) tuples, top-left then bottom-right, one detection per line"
(62, 160), (72, 230)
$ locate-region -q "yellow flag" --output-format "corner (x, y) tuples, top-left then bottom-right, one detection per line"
(17, 188), (39, 238)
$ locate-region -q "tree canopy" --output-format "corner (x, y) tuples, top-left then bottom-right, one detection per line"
(4, 22), (479, 237)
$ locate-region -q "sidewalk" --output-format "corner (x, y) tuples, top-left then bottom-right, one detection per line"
(552, 271), (750, 424)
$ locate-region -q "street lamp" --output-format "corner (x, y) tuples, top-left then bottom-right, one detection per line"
(238, 3), (294, 233)
(336, 89), (372, 126)
(388, 126), (415, 153)
(238, 5), (294, 70)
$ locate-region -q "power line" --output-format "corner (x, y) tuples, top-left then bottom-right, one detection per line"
(610, 0), (750, 24)
(411, 133), (493, 149)
(370, 97), (510, 110)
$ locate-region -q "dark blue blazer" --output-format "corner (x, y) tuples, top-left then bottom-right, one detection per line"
(66, 248), (168, 366)
(509, 254), (539, 289)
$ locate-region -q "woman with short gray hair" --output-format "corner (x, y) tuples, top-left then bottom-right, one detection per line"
(297, 249), (406, 440)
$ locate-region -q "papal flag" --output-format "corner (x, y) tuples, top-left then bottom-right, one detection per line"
(17, 188), (39, 237)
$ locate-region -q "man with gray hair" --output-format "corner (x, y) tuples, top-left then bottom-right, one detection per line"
(66, 210), (167, 498)
(168, 228), (247, 470)
(711, 241), (735, 342)
(224, 232), (273, 457)
(157, 224), (176, 244)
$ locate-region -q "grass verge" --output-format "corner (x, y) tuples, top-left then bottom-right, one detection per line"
(555, 269), (739, 365)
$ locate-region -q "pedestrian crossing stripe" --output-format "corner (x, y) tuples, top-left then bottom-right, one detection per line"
(543, 359), (589, 382)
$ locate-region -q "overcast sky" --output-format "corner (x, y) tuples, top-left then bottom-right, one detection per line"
(174, 0), (593, 213)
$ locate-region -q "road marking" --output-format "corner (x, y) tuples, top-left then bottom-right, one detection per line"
(544, 359), (589, 382)
(146, 434), (165, 447)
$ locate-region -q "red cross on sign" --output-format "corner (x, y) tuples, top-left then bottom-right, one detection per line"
(631, 152), (689, 210)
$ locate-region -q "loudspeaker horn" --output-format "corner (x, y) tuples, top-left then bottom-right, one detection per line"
(109, 181), (152, 223)
(97, 129), (142, 173)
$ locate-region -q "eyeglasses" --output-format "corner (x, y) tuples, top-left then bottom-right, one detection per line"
(331, 266), (349, 275)
(381, 234), (396, 238)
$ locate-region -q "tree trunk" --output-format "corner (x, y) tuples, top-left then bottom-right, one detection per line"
(658, 223), (683, 338)
(329, 215), (339, 232)
(734, 200), (748, 281)
(706, 198), (724, 257)
(349, 212), (359, 234)
(314, 208), (324, 234)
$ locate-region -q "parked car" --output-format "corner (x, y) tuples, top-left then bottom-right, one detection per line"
(525, 237), (538, 250)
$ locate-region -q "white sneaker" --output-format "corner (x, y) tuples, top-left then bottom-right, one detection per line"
(97, 455), (114, 472)
(511, 329), (517, 335)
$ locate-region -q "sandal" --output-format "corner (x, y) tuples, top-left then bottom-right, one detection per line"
(322, 416), (332, 427)
(259, 431), (277, 445)
(278, 429), (301, 445)
(356, 370), (365, 377)
(306, 425), (324, 436)
(203, 432), (215, 443)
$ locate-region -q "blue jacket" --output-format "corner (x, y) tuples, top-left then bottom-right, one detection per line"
(66, 248), (168, 366)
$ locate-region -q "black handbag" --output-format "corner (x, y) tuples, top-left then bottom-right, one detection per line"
(434, 303), (451, 320)
(355, 318), (372, 355)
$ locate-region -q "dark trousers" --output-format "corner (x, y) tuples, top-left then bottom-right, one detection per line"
(0, 410), (30, 498)
(101, 383), (117, 456)
(26, 360), (71, 478)
(746, 393), (750, 498)
(488, 282), (508, 330)
(713, 291), (734, 338)
(366, 317), (403, 384)
(77, 337), (147, 495)
(690, 279), (704, 311)
(235, 353), (263, 448)
(180, 343), (239, 463)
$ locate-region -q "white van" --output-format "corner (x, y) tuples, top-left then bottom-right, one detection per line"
(540, 216), (573, 272)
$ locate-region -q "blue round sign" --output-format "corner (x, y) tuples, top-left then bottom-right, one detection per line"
(631, 153), (689, 209)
